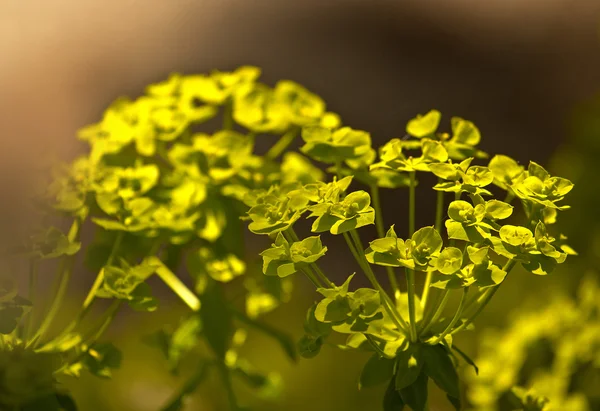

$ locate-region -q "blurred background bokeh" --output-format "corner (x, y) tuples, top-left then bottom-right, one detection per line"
(2, 0), (600, 410)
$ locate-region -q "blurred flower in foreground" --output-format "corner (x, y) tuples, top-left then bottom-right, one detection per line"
(467, 274), (600, 411)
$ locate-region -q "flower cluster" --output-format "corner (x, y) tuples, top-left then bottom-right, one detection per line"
(7, 67), (578, 411)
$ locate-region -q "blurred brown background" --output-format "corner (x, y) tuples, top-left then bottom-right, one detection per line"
(2, 0), (600, 410)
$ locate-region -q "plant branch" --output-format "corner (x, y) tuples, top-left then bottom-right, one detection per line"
(419, 289), (450, 337)
(406, 171), (418, 342)
(346, 230), (408, 333)
(265, 127), (298, 160)
(451, 259), (518, 336)
(370, 184), (400, 300)
(432, 287), (469, 344)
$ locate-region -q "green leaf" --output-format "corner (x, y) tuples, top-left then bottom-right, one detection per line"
(451, 345), (479, 375)
(297, 334), (323, 359)
(466, 245), (489, 265)
(398, 371), (429, 411)
(421, 344), (459, 399)
(395, 346), (423, 391)
(383, 378), (405, 411)
(315, 295), (352, 323)
(359, 354), (396, 389)
(429, 163), (460, 180)
(406, 110), (441, 138)
(446, 394), (461, 411)
(82, 343), (122, 379)
(199, 281), (233, 359)
(499, 225), (534, 246)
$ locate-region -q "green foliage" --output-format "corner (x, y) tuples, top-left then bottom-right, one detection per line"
(468, 275), (600, 411)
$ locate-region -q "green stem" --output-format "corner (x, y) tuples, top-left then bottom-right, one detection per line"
(83, 300), (122, 346)
(310, 263), (335, 288)
(161, 362), (211, 411)
(29, 257), (75, 348)
(371, 184), (400, 300)
(405, 269), (418, 343)
(218, 362), (240, 411)
(432, 287), (469, 345)
(27, 217), (82, 348)
(82, 233), (123, 313)
(153, 258), (201, 311)
(52, 301), (123, 374)
(24, 259), (39, 340)
(223, 98), (234, 130)
(419, 289), (450, 337)
(408, 172), (416, 236)
(406, 171), (418, 342)
(451, 260), (518, 335)
(421, 181), (444, 308)
(265, 128), (298, 160)
(365, 334), (389, 358)
(503, 190), (515, 204)
(301, 265), (324, 288)
(346, 230), (408, 333)
(54, 232), (124, 342)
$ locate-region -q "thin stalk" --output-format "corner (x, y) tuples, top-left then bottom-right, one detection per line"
(223, 98), (234, 130)
(161, 362), (210, 411)
(24, 259), (39, 340)
(365, 334), (388, 358)
(334, 160), (342, 179)
(371, 184), (400, 300)
(405, 269), (418, 343)
(55, 232), (124, 342)
(30, 257), (75, 348)
(451, 259), (518, 335)
(301, 266), (324, 288)
(406, 171), (418, 342)
(421, 181), (444, 308)
(408, 172), (416, 236)
(503, 190), (515, 204)
(310, 263), (335, 288)
(419, 289), (451, 337)
(154, 259), (201, 311)
(81, 233), (123, 314)
(218, 362), (240, 411)
(419, 287), (440, 333)
(432, 287), (469, 345)
(265, 128), (298, 160)
(28, 218), (83, 348)
(82, 300), (122, 347)
(52, 301), (123, 374)
(346, 230), (408, 333)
